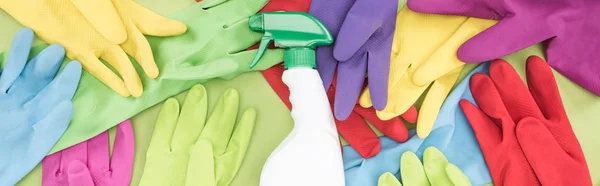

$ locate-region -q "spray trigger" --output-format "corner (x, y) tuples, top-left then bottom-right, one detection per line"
(250, 35), (273, 69)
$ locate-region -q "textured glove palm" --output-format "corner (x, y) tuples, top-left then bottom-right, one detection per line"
(460, 57), (592, 186)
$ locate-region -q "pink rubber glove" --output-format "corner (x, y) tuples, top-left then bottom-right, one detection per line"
(42, 120), (134, 186)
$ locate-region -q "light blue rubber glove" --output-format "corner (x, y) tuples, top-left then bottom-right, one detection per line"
(343, 134), (424, 186)
(343, 63), (492, 186)
(0, 28), (82, 186)
(415, 63), (492, 185)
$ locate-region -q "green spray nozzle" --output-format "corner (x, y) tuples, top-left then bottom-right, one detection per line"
(248, 12), (333, 69)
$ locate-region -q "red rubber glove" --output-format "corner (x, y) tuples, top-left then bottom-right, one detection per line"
(460, 57), (592, 186)
(262, 64), (417, 158)
(196, 0), (310, 12)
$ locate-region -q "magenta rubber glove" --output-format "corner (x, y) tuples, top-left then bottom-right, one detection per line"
(407, 0), (600, 95)
(42, 120), (134, 186)
(310, 0), (398, 120)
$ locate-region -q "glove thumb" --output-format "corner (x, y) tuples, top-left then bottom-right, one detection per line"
(67, 161), (95, 186)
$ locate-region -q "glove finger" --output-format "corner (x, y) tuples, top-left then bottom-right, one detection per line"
(488, 59), (545, 121)
(148, 98), (180, 152)
(400, 106), (418, 124)
(14, 44), (65, 98)
(334, 0), (397, 61)
(186, 139), (216, 186)
(525, 56), (565, 120)
(216, 108), (256, 186)
(67, 161), (95, 186)
(0, 28), (33, 94)
(30, 101), (72, 166)
(42, 141), (87, 184)
(108, 120), (135, 185)
(70, 0), (126, 44)
(412, 18), (496, 86)
(79, 53), (130, 97)
(378, 172), (403, 186)
(53, 137), (89, 181)
(200, 88), (240, 155)
(457, 17), (555, 63)
(171, 85), (208, 151)
(446, 163), (472, 186)
(333, 18), (380, 62)
(515, 117), (568, 186)
(100, 46), (143, 97)
(336, 109), (382, 158)
(525, 56), (585, 159)
(416, 68), (461, 138)
(407, 0), (498, 19)
(400, 151), (428, 185)
(367, 50), (390, 110)
(131, 1), (187, 36)
(377, 68), (425, 121)
(458, 100), (502, 152)
(26, 61), (81, 116)
(42, 152), (64, 183)
(87, 128), (110, 178)
(423, 147), (453, 185)
(468, 73), (512, 127)
(354, 106), (409, 143)
(316, 46), (337, 91)
(334, 55), (367, 120)
(119, 22), (159, 79)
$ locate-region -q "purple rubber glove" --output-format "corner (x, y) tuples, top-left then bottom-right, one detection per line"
(310, 0), (398, 120)
(42, 120), (134, 186)
(407, 0), (600, 95)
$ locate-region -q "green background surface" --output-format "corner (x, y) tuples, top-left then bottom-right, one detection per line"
(0, 0), (597, 185)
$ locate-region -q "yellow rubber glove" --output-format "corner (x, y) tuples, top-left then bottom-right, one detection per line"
(0, 0), (187, 97)
(360, 7), (496, 138)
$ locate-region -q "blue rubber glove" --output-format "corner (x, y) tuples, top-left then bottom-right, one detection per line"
(343, 63), (492, 186)
(415, 63), (492, 185)
(0, 28), (82, 186)
(343, 135), (424, 186)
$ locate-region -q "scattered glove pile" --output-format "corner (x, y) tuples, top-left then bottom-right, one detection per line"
(0, 0), (597, 185)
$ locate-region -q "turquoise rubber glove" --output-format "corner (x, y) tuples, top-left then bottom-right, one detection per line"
(34, 0), (282, 153)
(0, 28), (81, 186)
(343, 63), (493, 186)
(139, 85), (256, 186)
(415, 63), (492, 185)
(377, 147), (472, 186)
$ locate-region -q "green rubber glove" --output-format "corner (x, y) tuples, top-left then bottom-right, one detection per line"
(377, 147), (472, 186)
(39, 0), (281, 153)
(139, 84), (256, 186)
